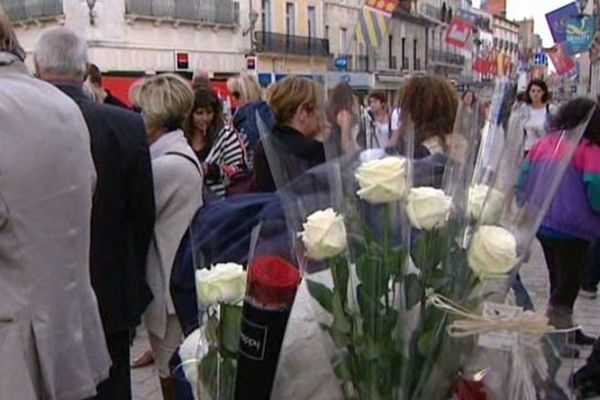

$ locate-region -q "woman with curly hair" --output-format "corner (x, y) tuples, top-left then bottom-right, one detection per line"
(394, 74), (459, 158)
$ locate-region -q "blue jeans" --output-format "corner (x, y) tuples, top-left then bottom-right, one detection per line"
(512, 273), (535, 311)
(582, 239), (600, 292)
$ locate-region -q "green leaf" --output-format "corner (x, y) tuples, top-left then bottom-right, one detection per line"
(417, 330), (436, 356)
(333, 292), (352, 334)
(219, 304), (242, 357)
(388, 247), (408, 278)
(404, 274), (423, 309)
(334, 352), (354, 382)
(413, 229), (444, 272)
(356, 251), (388, 299)
(307, 279), (334, 314)
(333, 257), (350, 306)
(320, 323), (350, 348)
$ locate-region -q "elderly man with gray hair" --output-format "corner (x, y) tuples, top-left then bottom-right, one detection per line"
(34, 28), (156, 400)
(0, 8), (111, 400)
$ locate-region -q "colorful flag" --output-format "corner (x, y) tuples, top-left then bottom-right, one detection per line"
(355, 5), (389, 49)
(565, 15), (595, 55)
(545, 2), (579, 43)
(446, 18), (474, 49)
(548, 43), (577, 75)
(364, 0), (399, 16)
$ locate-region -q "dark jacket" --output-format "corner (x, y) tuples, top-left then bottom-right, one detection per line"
(253, 125), (326, 192)
(57, 84), (156, 335)
(232, 100), (275, 161)
(104, 90), (129, 109)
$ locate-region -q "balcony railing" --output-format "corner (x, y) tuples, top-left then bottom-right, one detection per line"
(430, 49), (465, 67)
(125, 0), (239, 26)
(2, 0), (63, 23)
(402, 57), (409, 70)
(255, 32), (329, 57)
(421, 3), (444, 23)
(356, 55), (369, 72)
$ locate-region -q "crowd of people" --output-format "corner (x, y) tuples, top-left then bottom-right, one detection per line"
(1, 5), (600, 399)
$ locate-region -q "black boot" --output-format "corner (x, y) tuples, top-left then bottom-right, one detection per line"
(569, 329), (596, 346)
(571, 337), (600, 398)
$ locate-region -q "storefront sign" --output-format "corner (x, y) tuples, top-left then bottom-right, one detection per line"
(446, 18), (473, 49)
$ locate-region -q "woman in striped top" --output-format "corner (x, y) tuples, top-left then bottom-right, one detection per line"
(185, 85), (248, 198)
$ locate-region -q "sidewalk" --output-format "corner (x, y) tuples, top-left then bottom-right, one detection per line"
(132, 238), (600, 399)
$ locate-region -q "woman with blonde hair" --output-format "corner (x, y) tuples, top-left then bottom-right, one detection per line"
(253, 76), (325, 192)
(135, 73), (204, 400)
(227, 72), (274, 165)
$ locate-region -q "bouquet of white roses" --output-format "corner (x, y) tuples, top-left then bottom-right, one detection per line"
(178, 262), (246, 400)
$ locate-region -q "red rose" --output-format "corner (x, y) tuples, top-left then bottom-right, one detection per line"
(246, 255), (301, 308)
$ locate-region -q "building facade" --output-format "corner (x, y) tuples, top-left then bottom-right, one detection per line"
(418, 0), (469, 80)
(251, 0), (329, 86)
(7, 0), (246, 76)
(4, 0), (249, 101)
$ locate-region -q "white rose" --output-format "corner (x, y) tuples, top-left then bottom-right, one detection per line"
(468, 225), (518, 276)
(195, 263), (247, 307)
(355, 156), (408, 204)
(299, 208), (348, 261)
(468, 184), (505, 224)
(406, 187), (452, 230)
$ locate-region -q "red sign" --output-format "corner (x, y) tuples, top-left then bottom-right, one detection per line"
(446, 18), (473, 48)
(365, 0), (399, 15)
(176, 52), (189, 70)
(548, 43), (576, 76)
(246, 56), (257, 71)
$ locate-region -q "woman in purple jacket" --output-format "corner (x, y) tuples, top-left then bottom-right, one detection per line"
(518, 98), (600, 357)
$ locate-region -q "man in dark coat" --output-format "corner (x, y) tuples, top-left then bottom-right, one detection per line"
(35, 28), (155, 400)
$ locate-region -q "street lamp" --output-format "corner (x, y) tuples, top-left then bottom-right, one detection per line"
(86, 0), (97, 25)
(243, 10), (259, 35)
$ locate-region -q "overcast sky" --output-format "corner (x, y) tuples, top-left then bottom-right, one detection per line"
(472, 0), (575, 46)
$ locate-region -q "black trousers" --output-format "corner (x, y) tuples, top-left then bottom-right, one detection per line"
(538, 235), (591, 313)
(93, 330), (132, 400)
(582, 239), (600, 292)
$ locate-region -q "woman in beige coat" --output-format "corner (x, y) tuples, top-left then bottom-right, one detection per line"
(135, 74), (204, 400)
(0, 8), (111, 399)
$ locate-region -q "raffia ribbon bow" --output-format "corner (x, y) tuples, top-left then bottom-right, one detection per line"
(429, 292), (578, 400)
(428, 293), (578, 337)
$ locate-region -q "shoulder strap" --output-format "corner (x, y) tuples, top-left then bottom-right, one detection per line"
(164, 151), (202, 176)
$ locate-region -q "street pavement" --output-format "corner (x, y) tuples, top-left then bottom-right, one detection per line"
(131, 238), (600, 400)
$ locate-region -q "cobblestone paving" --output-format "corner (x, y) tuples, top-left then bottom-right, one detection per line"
(132, 239), (600, 399)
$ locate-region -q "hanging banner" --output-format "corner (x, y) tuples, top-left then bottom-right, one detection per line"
(545, 2), (579, 43)
(548, 43), (577, 75)
(446, 18), (474, 48)
(565, 15), (595, 55)
(473, 48), (495, 75)
(355, 6), (389, 49)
